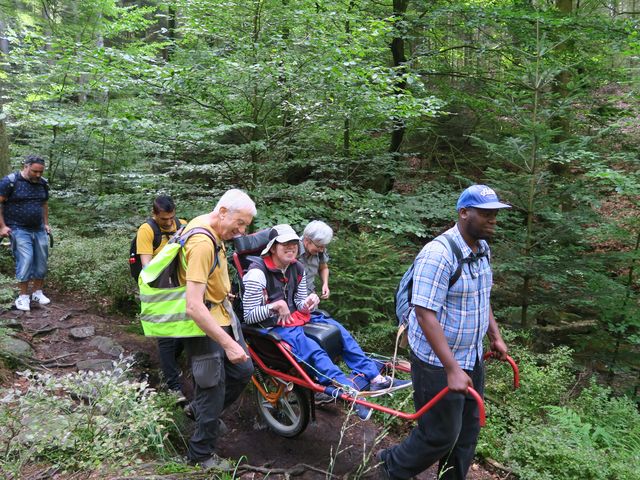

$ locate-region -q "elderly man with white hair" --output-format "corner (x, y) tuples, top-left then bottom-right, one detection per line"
(179, 189), (256, 471)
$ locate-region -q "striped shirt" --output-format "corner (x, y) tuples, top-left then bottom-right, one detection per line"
(242, 266), (310, 325)
(407, 224), (493, 370)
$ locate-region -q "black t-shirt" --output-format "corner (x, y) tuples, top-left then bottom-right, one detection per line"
(0, 172), (49, 230)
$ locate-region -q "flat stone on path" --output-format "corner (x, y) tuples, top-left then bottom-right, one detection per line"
(0, 335), (34, 358)
(69, 325), (95, 339)
(76, 359), (115, 371)
(89, 336), (124, 357)
(0, 318), (23, 330)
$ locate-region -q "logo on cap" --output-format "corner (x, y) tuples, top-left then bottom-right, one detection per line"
(480, 187), (496, 197)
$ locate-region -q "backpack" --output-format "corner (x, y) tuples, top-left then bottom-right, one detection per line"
(138, 227), (220, 337)
(129, 217), (181, 280)
(394, 233), (489, 328)
(2, 171), (50, 200)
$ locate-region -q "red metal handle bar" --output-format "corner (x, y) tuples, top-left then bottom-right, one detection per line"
(483, 352), (520, 389)
(367, 386), (485, 425)
(248, 343), (486, 426)
(233, 252), (244, 278)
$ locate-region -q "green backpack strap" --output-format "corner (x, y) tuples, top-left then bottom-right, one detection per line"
(177, 227), (220, 275)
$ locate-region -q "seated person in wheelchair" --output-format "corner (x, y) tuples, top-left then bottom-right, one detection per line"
(299, 221), (411, 404)
(241, 224), (404, 420)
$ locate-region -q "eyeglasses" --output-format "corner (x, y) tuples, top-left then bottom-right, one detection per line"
(309, 239), (326, 251)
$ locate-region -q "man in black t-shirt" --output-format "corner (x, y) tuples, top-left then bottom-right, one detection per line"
(0, 155), (51, 311)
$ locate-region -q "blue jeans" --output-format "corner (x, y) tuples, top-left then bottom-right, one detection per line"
(272, 324), (354, 387)
(10, 227), (48, 282)
(272, 311), (383, 390)
(383, 352), (484, 480)
(310, 311), (382, 381)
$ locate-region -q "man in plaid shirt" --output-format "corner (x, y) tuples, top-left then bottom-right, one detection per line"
(379, 185), (510, 480)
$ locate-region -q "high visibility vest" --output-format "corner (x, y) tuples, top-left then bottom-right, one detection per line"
(138, 227), (219, 337)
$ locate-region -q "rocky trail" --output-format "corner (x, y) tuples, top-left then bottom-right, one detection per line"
(0, 291), (503, 479)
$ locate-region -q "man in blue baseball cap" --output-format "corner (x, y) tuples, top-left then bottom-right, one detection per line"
(378, 184), (510, 480)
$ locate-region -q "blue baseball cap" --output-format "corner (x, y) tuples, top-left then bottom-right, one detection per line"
(456, 185), (511, 211)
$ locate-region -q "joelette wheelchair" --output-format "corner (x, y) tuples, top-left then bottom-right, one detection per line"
(231, 230), (519, 438)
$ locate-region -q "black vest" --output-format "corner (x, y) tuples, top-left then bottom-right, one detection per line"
(248, 256), (304, 328)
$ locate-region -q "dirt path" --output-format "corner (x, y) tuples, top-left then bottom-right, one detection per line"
(3, 292), (501, 480)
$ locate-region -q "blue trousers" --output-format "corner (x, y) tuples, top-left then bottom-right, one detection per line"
(310, 311), (381, 380)
(383, 352), (484, 480)
(271, 311), (382, 389)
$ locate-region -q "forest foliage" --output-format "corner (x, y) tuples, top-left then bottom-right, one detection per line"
(0, 0), (639, 477)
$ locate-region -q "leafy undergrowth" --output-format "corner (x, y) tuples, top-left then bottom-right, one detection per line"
(477, 332), (640, 480)
(0, 357), (184, 478)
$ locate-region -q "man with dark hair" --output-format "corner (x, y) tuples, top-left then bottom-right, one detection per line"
(0, 155), (51, 311)
(378, 185), (510, 480)
(135, 194), (187, 397)
(137, 194), (183, 267)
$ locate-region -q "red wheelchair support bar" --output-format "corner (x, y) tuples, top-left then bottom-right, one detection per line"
(248, 342), (486, 427)
(482, 352), (520, 389)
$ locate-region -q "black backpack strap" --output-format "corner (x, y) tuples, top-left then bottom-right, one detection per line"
(146, 218), (163, 250)
(435, 234), (465, 288)
(3, 172), (18, 200)
(437, 234), (490, 288)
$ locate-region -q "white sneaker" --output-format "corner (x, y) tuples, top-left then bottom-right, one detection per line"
(31, 290), (51, 305)
(15, 295), (30, 311)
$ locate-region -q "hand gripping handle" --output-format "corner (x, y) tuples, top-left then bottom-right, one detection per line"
(413, 386), (486, 426)
(483, 352), (520, 389)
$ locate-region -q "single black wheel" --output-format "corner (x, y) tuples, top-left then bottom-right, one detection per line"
(254, 375), (310, 438)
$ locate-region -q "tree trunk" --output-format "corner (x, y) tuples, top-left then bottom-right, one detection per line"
(0, 104), (9, 177)
(162, 1), (177, 61)
(0, 18), (10, 176)
(389, 0), (409, 155)
(549, 0), (573, 170)
(380, 0), (410, 193)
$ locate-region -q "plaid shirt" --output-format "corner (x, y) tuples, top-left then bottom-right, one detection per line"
(407, 224), (493, 370)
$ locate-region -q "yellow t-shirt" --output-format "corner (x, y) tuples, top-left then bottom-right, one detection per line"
(177, 215), (230, 327)
(136, 218), (187, 257)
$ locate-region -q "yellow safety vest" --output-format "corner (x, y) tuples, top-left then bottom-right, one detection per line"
(138, 227), (218, 337)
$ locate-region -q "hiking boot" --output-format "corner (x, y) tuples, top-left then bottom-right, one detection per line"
(354, 402), (373, 421)
(15, 295), (30, 311)
(315, 392), (337, 405)
(169, 389), (188, 406)
(31, 290), (51, 305)
(375, 450), (392, 479)
(184, 402), (195, 420)
(370, 376), (412, 393)
(193, 453), (233, 471)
